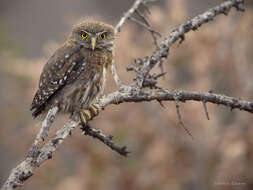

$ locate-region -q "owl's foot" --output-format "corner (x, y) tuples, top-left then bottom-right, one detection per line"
(80, 104), (100, 125)
(88, 104), (100, 116)
(80, 109), (92, 125)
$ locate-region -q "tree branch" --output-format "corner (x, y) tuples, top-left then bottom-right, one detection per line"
(100, 88), (253, 114)
(133, 0), (245, 87)
(81, 125), (130, 156)
(114, 0), (147, 34)
(1, 0), (246, 189)
(34, 106), (58, 144)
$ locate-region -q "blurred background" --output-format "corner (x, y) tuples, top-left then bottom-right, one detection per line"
(0, 0), (253, 189)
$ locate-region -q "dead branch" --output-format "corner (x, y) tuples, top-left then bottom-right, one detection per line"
(34, 106), (58, 144)
(1, 0), (247, 190)
(133, 0), (245, 87)
(81, 125), (130, 156)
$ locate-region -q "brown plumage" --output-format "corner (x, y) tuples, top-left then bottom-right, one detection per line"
(31, 21), (115, 120)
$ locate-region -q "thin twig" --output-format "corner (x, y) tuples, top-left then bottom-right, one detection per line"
(134, 9), (161, 47)
(202, 101), (210, 120)
(113, 0), (160, 88)
(136, 9), (150, 26)
(114, 0), (146, 34)
(81, 125), (130, 156)
(110, 60), (125, 90)
(112, 0), (148, 89)
(174, 95), (193, 139)
(129, 16), (161, 46)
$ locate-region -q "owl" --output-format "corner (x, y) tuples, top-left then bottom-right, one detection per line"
(31, 21), (115, 124)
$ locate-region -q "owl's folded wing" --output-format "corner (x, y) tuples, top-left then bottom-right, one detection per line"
(31, 45), (85, 117)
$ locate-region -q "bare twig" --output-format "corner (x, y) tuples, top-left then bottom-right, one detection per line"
(111, 0), (146, 89)
(112, 0), (160, 88)
(129, 16), (161, 46)
(174, 98), (193, 139)
(110, 60), (126, 90)
(202, 101), (210, 120)
(136, 9), (150, 26)
(81, 125), (130, 156)
(114, 0), (146, 34)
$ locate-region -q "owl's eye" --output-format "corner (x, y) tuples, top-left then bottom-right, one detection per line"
(99, 33), (107, 39)
(81, 31), (88, 39)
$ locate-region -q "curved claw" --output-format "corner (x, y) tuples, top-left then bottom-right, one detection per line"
(80, 104), (100, 125)
(80, 109), (91, 125)
(89, 104), (100, 116)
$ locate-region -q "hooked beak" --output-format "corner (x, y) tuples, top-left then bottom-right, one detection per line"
(91, 37), (96, 50)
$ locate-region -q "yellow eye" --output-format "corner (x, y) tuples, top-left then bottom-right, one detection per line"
(81, 32), (88, 39)
(99, 33), (107, 39)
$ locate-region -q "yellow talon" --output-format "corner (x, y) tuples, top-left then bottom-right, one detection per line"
(80, 104), (100, 125)
(83, 110), (92, 120)
(80, 109), (92, 125)
(89, 104), (100, 116)
(80, 111), (87, 125)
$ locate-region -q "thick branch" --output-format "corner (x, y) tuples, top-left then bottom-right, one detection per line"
(34, 106), (58, 144)
(100, 88), (253, 114)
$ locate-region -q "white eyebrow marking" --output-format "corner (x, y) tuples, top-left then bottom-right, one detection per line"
(81, 30), (92, 35)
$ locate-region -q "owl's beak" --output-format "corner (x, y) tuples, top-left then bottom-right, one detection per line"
(91, 37), (96, 50)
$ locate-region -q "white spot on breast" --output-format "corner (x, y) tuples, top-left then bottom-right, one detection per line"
(51, 81), (58, 85)
(65, 54), (70, 59)
(42, 90), (48, 96)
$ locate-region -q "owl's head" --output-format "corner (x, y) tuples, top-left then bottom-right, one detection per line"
(68, 21), (115, 52)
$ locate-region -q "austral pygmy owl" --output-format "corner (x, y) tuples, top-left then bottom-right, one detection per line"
(31, 21), (115, 124)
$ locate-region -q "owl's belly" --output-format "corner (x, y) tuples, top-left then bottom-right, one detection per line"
(53, 65), (106, 114)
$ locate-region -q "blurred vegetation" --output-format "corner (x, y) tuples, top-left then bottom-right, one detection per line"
(1, 1), (253, 190)
(0, 23), (22, 57)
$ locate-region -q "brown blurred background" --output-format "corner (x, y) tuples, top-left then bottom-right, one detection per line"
(1, 0), (253, 189)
